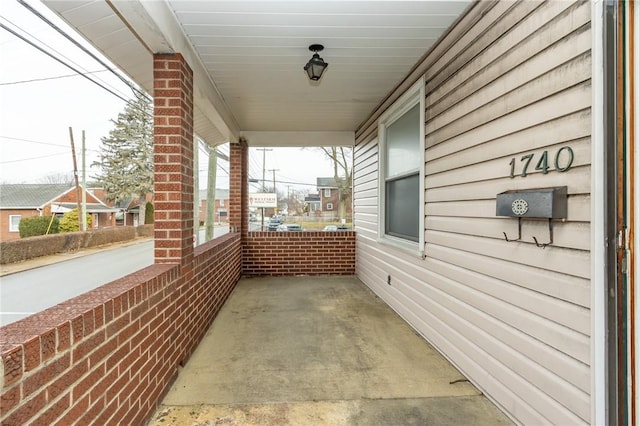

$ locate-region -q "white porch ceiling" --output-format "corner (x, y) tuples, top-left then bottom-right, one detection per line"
(42, 0), (472, 146)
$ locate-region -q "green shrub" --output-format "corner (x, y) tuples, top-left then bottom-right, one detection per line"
(59, 209), (92, 233)
(145, 201), (154, 224)
(18, 215), (59, 238)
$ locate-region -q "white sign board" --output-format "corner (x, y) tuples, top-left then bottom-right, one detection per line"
(249, 193), (277, 208)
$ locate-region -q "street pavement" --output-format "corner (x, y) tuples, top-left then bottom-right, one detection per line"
(0, 226), (229, 326)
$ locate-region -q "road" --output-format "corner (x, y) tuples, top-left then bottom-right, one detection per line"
(0, 226), (229, 326)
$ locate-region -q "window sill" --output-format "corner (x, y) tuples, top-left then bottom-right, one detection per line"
(377, 235), (424, 259)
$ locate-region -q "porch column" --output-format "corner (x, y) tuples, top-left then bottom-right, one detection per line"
(153, 53), (194, 267)
(229, 138), (248, 238)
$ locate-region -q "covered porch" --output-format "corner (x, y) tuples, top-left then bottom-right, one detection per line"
(3, 1), (638, 425)
(149, 276), (511, 425)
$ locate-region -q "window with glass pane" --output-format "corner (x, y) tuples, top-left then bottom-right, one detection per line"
(9, 215), (21, 232)
(384, 104), (419, 242)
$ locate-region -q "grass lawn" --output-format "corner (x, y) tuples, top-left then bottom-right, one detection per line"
(288, 219), (353, 230)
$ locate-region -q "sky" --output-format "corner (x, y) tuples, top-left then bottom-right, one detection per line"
(0, 0), (339, 194)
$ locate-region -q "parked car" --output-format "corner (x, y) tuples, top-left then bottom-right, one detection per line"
(277, 223), (302, 232)
(267, 218), (282, 231)
(323, 225), (351, 231)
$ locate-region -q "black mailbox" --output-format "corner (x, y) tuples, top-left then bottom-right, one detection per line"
(496, 186), (567, 219)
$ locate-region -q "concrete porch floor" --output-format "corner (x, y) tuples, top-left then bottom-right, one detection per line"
(148, 276), (512, 425)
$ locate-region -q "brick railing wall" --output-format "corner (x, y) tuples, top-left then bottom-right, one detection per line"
(243, 231), (356, 276)
(0, 233), (241, 425)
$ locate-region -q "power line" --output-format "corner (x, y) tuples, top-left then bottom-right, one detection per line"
(248, 177), (318, 188)
(0, 135), (67, 148)
(0, 152), (69, 164)
(0, 70), (109, 86)
(1, 16), (153, 120)
(0, 21), (131, 103)
(0, 135), (100, 152)
(0, 13), (131, 102)
(17, 0), (151, 102)
(198, 165), (229, 175)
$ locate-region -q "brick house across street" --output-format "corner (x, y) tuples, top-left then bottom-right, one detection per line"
(197, 189), (229, 224)
(0, 184), (120, 241)
(316, 177), (352, 219)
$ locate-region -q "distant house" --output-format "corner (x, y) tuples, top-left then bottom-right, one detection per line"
(316, 177), (353, 218)
(197, 189), (230, 224)
(96, 192), (154, 227)
(303, 193), (321, 215)
(0, 184), (119, 241)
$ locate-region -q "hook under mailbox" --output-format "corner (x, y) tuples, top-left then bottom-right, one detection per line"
(502, 217), (522, 242)
(496, 186), (567, 249)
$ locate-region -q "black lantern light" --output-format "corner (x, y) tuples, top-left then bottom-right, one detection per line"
(304, 44), (328, 81)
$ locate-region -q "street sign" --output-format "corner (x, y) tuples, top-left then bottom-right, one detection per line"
(249, 193), (277, 208)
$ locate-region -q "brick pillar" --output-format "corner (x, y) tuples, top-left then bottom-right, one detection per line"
(153, 53), (194, 267)
(229, 139), (248, 238)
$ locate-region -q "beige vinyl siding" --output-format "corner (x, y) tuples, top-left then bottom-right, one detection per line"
(353, 137), (379, 242)
(354, 1), (592, 424)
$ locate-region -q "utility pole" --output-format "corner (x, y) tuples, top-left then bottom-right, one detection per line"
(269, 168), (279, 192)
(69, 127), (82, 230)
(256, 148), (273, 191)
(256, 148), (272, 229)
(81, 130), (87, 231)
(205, 146), (217, 240)
(193, 137), (199, 245)
(269, 168), (279, 215)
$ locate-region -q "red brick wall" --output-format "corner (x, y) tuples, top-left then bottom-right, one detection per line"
(153, 53), (194, 266)
(0, 210), (40, 242)
(243, 231), (356, 276)
(228, 140), (248, 237)
(0, 234), (241, 426)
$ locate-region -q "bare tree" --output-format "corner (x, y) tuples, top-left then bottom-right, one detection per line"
(283, 188), (307, 216)
(320, 147), (352, 220)
(38, 172), (74, 185)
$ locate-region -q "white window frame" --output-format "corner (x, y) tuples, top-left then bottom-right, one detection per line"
(324, 188), (331, 197)
(9, 215), (21, 232)
(326, 202), (333, 211)
(377, 78), (425, 257)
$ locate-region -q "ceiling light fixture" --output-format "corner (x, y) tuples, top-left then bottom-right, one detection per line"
(304, 44), (328, 82)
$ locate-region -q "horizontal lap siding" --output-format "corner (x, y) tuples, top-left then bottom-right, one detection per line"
(354, 1), (592, 424)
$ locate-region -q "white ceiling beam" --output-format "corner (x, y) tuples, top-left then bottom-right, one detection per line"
(240, 131), (355, 147)
(109, 0), (240, 144)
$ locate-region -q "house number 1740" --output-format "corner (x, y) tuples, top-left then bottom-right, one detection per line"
(509, 146), (574, 178)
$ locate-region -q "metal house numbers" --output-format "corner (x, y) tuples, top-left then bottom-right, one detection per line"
(509, 146), (574, 178)
(497, 145), (574, 248)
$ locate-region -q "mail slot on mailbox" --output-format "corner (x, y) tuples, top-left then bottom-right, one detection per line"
(496, 186), (567, 219)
